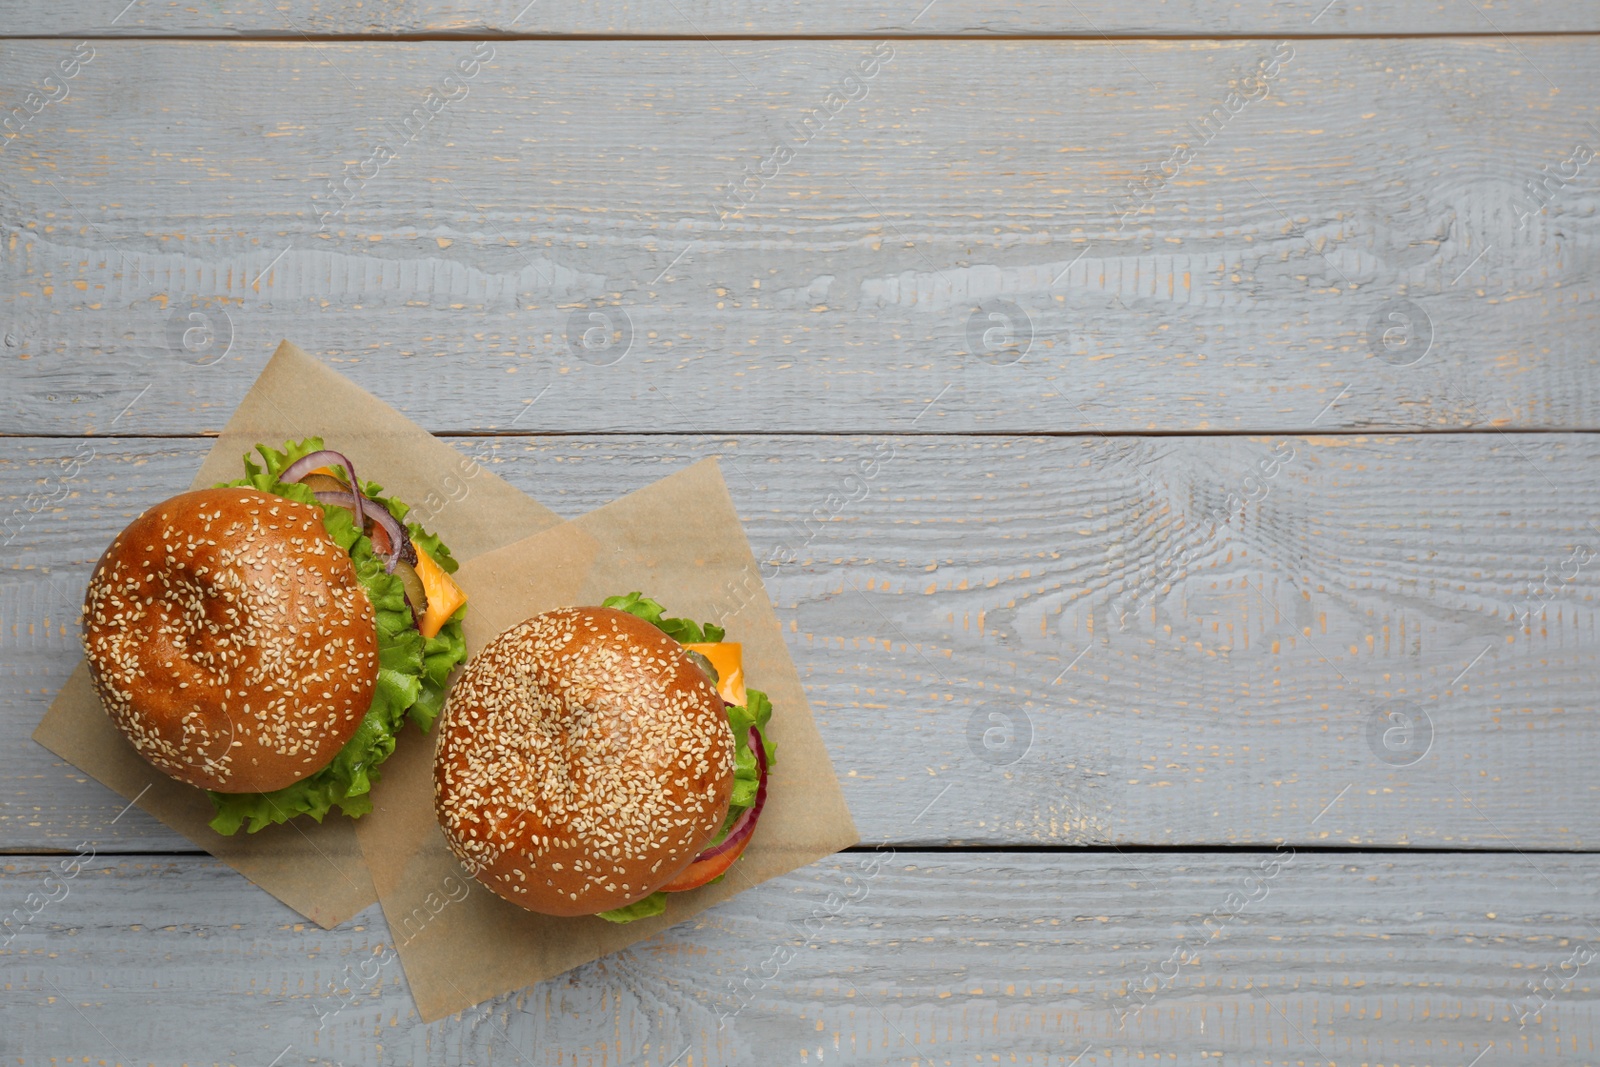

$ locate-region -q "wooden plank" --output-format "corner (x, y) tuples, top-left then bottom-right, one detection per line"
(5, 434), (1597, 852)
(4, 39), (1599, 435)
(7, 1), (1600, 38)
(2, 851), (1594, 1063)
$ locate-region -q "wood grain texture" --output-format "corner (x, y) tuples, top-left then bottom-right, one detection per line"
(3, 851), (1595, 1065)
(5, 39), (1600, 434)
(6, 434), (1597, 852)
(7, 1), (1600, 38)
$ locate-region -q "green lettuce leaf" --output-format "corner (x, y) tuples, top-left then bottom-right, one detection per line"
(595, 592), (776, 922)
(203, 437), (469, 834)
(596, 892), (668, 924)
(602, 591), (725, 644)
(723, 688), (774, 815)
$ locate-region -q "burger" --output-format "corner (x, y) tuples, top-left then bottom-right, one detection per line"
(81, 438), (469, 835)
(433, 593), (775, 922)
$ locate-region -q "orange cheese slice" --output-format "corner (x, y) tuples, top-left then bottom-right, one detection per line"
(414, 543), (467, 640)
(682, 641), (745, 706)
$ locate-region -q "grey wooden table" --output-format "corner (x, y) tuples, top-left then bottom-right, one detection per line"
(5, 3), (1600, 1064)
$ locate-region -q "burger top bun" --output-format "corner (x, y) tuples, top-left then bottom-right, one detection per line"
(435, 606), (734, 916)
(82, 487), (378, 794)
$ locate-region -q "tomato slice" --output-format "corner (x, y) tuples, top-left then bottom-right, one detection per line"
(662, 722), (769, 893)
(366, 517), (394, 557)
(659, 831), (754, 892)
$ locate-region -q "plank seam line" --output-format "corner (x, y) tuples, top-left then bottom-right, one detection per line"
(5, 428), (1600, 441)
(5, 845), (1597, 859)
(5, 32), (1600, 42)
(846, 844), (1600, 855)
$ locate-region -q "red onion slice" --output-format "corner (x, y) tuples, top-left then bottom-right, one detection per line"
(694, 725), (769, 863)
(311, 490), (412, 573)
(283, 449), (364, 531)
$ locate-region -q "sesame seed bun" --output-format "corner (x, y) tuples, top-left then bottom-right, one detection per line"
(434, 606), (735, 916)
(82, 487), (378, 794)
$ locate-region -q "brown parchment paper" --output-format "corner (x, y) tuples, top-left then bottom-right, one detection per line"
(356, 458), (860, 1022)
(32, 340), (564, 928)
